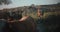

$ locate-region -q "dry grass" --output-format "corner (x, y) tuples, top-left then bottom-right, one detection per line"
(42, 11), (60, 19)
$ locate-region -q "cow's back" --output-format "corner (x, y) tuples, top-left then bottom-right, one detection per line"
(9, 16), (36, 32)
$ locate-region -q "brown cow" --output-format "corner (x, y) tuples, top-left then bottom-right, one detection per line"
(4, 16), (36, 32)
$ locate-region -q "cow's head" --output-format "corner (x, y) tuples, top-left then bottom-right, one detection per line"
(7, 10), (23, 20)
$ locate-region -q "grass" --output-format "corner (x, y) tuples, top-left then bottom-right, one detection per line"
(42, 11), (60, 19)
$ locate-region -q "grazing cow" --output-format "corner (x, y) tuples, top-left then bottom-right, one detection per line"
(1, 11), (36, 32)
(6, 16), (36, 32)
(0, 11), (36, 32)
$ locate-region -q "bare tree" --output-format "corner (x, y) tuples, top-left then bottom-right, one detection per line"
(0, 0), (12, 5)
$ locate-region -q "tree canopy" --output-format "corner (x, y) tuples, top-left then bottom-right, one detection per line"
(0, 0), (12, 5)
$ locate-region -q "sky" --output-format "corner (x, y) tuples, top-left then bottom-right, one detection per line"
(0, 0), (60, 9)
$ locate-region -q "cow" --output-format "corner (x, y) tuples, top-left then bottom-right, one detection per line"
(1, 11), (36, 32)
(3, 16), (36, 32)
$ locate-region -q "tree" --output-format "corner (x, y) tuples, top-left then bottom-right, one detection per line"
(0, 0), (12, 5)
